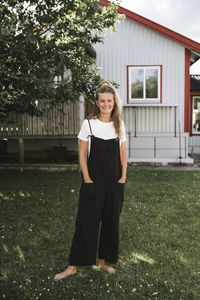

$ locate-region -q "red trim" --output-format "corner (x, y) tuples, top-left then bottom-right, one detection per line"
(127, 65), (162, 103)
(190, 96), (192, 135)
(191, 91), (200, 96)
(127, 66), (129, 104)
(160, 65), (162, 104)
(100, 0), (200, 54)
(184, 49), (190, 132)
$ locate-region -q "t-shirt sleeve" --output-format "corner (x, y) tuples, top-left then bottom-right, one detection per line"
(121, 120), (126, 143)
(77, 119), (90, 141)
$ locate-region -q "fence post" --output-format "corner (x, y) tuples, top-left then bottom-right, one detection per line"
(174, 106), (177, 137)
(154, 137), (156, 158)
(128, 131), (131, 158)
(19, 138), (24, 172)
(134, 108), (137, 137)
(178, 120), (182, 164)
(185, 136), (187, 159)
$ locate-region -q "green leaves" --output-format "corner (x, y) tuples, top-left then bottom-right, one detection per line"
(0, 0), (123, 121)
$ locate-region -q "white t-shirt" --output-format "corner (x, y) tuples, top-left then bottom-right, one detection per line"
(78, 118), (126, 142)
(78, 119), (126, 155)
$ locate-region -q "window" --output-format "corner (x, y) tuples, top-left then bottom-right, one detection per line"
(192, 96), (200, 134)
(127, 66), (161, 103)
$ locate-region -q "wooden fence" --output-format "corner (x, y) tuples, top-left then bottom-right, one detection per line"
(0, 101), (80, 138)
(0, 101), (82, 171)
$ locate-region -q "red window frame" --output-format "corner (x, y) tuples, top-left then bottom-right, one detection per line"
(127, 65), (162, 104)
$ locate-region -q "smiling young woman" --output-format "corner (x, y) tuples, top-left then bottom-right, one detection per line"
(96, 92), (114, 118)
(54, 81), (127, 280)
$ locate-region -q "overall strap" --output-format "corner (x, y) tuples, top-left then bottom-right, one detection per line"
(88, 119), (93, 136)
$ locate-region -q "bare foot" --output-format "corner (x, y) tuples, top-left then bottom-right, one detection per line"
(54, 266), (76, 281)
(99, 260), (115, 274)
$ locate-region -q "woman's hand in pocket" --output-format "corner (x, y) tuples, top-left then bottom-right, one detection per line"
(84, 177), (94, 183)
(118, 177), (126, 184)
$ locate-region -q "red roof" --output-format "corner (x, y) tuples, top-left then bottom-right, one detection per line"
(101, 0), (200, 55)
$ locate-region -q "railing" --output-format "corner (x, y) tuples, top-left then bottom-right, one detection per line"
(126, 132), (188, 161)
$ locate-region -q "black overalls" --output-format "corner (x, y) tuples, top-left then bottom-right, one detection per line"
(68, 120), (124, 266)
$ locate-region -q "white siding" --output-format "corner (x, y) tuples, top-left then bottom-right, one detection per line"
(94, 18), (186, 130)
(189, 136), (200, 154)
(127, 135), (188, 159)
(122, 106), (178, 135)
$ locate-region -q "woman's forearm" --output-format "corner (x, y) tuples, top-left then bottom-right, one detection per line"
(79, 151), (90, 181)
(79, 140), (93, 182)
(121, 155), (127, 180)
(120, 143), (127, 181)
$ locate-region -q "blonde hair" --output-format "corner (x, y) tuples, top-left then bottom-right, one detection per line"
(87, 81), (123, 139)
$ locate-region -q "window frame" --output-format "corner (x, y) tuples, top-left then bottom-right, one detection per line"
(191, 95), (200, 135)
(127, 65), (162, 104)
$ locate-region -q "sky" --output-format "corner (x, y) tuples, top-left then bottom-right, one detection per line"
(117, 0), (200, 74)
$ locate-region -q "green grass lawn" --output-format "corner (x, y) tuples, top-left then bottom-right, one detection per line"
(0, 168), (200, 300)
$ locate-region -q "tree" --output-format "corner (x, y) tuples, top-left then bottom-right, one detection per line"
(0, 0), (124, 122)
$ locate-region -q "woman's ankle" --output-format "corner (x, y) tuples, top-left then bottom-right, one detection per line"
(68, 265), (77, 271)
(99, 259), (105, 265)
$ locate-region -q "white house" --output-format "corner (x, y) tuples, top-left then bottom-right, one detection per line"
(95, 0), (200, 164)
(1, 0), (200, 169)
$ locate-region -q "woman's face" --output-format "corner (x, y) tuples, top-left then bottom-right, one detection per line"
(96, 92), (115, 116)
